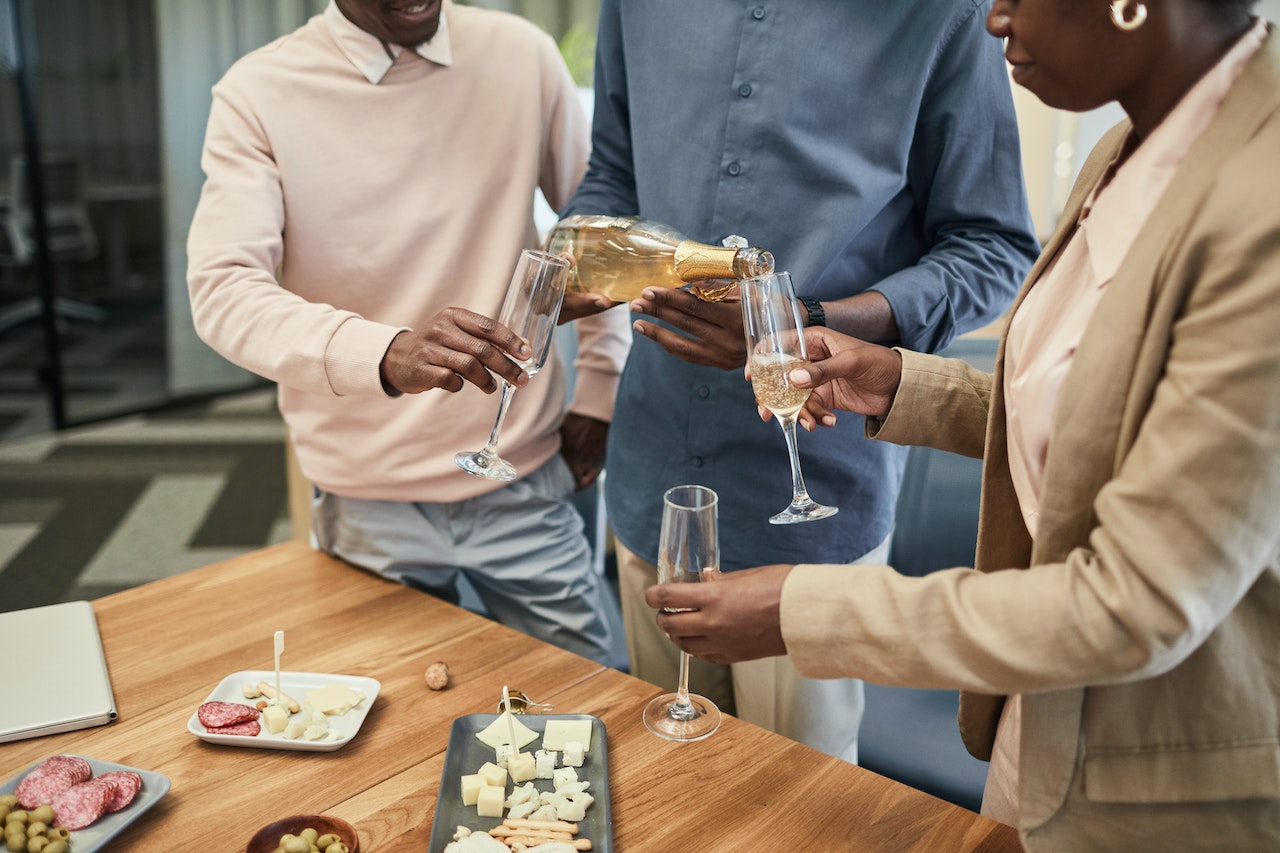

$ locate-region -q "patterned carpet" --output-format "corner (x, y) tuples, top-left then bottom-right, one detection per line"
(0, 387), (293, 613)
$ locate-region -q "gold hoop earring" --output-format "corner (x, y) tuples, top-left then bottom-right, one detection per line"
(1110, 0), (1148, 31)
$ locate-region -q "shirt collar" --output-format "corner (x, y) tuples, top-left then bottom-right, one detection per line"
(324, 0), (453, 85)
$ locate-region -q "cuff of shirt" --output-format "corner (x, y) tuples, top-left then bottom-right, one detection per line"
(324, 316), (409, 398)
(863, 347), (943, 445)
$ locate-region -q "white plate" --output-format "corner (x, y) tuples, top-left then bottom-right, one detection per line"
(1, 755), (170, 850)
(186, 670), (380, 752)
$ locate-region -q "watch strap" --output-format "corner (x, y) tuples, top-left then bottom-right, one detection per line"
(799, 296), (826, 327)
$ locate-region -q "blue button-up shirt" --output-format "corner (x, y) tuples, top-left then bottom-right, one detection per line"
(564, 0), (1038, 570)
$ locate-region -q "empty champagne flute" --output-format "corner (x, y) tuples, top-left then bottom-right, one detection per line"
(739, 271), (839, 524)
(642, 484), (723, 742)
(454, 249), (569, 481)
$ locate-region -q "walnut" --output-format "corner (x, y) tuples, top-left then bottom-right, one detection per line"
(424, 661), (450, 691)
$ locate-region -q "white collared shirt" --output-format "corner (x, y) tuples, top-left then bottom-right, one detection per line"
(324, 0), (452, 84)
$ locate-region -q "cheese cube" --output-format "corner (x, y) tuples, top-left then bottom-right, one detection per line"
(477, 761), (508, 788)
(477, 785), (505, 818)
(535, 749), (558, 779)
(460, 774), (485, 806)
(495, 744), (515, 769)
(552, 767), (578, 790)
(541, 719), (592, 752)
(508, 752), (537, 783)
(563, 741), (584, 768)
(262, 703), (290, 734)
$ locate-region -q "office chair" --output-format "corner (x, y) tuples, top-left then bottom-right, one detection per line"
(0, 152), (105, 332)
(857, 336), (998, 813)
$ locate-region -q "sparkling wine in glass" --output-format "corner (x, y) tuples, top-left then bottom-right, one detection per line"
(454, 249), (569, 481)
(739, 271), (838, 524)
(643, 484), (722, 742)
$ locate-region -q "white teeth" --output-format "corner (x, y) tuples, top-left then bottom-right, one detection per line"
(402, 3), (428, 11)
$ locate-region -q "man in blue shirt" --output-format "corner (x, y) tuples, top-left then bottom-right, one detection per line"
(563, 0), (1038, 761)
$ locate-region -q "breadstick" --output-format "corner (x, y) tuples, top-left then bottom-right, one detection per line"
(255, 679), (301, 713)
(503, 818), (579, 834)
(490, 826), (572, 841)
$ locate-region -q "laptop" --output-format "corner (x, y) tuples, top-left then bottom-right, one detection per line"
(0, 600), (118, 743)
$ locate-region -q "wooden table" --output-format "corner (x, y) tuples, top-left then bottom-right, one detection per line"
(0, 542), (1021, 851)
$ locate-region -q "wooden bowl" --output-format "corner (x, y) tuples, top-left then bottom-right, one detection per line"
(246, 814), (360, 853)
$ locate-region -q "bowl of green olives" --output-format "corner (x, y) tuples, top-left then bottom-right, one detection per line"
(245, 814), (359, 853)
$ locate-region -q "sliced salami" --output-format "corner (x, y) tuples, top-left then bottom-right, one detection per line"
(197, 700), (260, 729)
(14, 755), (93, 809)
(207, 718), (262, 737)
(52, 778), (113, 830)
(96, 770), (143, 812)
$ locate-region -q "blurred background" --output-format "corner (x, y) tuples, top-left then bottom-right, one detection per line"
(2, 0), (1277, 442)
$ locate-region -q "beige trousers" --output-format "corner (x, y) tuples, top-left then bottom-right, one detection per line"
(615, 535), (890, 764)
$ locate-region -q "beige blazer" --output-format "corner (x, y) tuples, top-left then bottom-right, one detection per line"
(780, 28), (1280, 843)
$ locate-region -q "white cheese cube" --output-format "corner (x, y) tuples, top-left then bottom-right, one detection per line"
(556, 800), (587, 822)
(460, 774), (485, 806)
(552, 767), (578, 791)
(476, 785), (505, 818)
(535, 749), (558, 779)
(508, 752), (537, 783)
(562, 740), (584, 767)
(477, 761), (508, 788)
(495, 744), (515, 769)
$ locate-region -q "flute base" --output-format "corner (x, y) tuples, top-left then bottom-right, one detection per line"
(643, 692), (721, 742)
(768, 499), (838, 525)
(454, 449), (518, 482)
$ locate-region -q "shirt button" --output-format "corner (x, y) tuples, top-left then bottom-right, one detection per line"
(691, 456), (704, 468)
(697, 386), (710, 398)
(738, 83), (752, 98)
(727, 161), (742, 176)
(752, 7), (766, 20)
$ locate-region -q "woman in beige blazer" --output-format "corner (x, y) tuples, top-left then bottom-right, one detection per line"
(648, 1), (1279, 849)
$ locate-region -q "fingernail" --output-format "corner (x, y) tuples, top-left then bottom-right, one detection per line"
(790, 369), (812, 385)
(822, 415), (836, 426)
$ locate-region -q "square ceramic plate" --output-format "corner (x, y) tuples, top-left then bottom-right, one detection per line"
(186, 670), (380, 752)
(428, 714), (611, 853)
(1, 755), (170, 850)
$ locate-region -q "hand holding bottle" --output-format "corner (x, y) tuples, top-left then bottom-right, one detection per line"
(378, 307), (532, 395)
(630, 285), (749, 370)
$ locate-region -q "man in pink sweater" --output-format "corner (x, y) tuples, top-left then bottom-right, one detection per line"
(187, 0), (630, 665)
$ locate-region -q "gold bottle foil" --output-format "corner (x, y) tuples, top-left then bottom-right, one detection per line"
(674, 242), (741, 302)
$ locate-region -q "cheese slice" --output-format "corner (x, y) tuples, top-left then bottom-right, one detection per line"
(306, 684), (365, 715)
(475, 712), (539, 750)
(541, 719), (592, 752)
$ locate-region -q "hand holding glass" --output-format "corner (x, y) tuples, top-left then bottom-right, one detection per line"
(455, 249), (569, 481)
(643, 484), (723, 742)
(739, 271), (838, 524)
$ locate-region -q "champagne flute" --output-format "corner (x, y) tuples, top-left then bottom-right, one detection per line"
(642, 484), (723, 742)
(454, 249), (569, 481)
(739, 271), (839, 524)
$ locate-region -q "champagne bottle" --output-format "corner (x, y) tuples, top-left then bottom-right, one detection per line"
(545, 215), (774, 303)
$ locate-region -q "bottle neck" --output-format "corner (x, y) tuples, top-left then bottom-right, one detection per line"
(673, 241), (773, 282)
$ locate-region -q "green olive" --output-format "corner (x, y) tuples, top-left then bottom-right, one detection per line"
(323, 844), (349, 853)
(0, 807), (7, 823)
(38, 842), (65, 853)
(26, 810), (50, 830)
(315, 834), (340, 848)
(25, 838), (48, 853)
(3, 812), (26, 825)
(23, 823), (44, 838)
(0, 798), (16, 810)
(6, 835), (26, 853)
(300, 828), (319, 843)
(280, 836), (310, 853)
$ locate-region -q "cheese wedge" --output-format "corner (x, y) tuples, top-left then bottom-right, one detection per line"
(475, 712), (539, 749)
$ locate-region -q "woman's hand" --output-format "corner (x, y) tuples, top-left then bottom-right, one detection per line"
(645, 565), (794, 665)
(783, 328), (904, 430)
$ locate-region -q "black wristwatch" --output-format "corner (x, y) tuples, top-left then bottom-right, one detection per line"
(799, 296), (826, 327)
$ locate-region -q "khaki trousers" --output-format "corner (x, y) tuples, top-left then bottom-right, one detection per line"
(615, 535), (890, 764)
